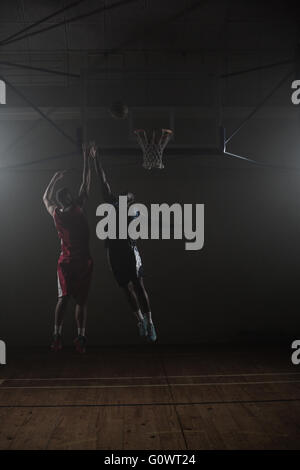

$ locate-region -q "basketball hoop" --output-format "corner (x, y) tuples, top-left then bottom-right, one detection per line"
(134, 128), (173, 169)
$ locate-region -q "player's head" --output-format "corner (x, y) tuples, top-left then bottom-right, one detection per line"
(121, 191), (135, 207)
(56, 187), (73, 209)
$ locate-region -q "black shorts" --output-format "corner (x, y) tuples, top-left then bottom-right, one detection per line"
(107, 243), (143, 287)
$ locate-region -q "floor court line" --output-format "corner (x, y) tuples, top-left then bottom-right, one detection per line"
(2, 371), (300, 381)
(1, 397), (300, 409)
(1, 379), (300, 390)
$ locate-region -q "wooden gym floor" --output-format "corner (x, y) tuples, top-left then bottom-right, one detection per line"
(0, 344), (299, 450)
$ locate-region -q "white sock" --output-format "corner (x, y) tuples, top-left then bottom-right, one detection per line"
(144, 312), (152, 324)
(135, 309), (143, 322)
(78, 328), (86, 337)
(54, 325), (63, 335)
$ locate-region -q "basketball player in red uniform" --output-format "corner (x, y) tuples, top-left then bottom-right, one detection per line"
(43, 144), (93, 353)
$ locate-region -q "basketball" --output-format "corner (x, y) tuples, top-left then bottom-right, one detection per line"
(109, 100), (129, 119)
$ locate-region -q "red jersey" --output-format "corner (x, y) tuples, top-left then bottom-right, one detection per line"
(53, 205), (90, 259)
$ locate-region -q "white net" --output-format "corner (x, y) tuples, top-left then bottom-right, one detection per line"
(134, 128), (173, 170)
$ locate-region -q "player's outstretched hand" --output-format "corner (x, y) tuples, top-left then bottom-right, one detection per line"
(82, 142), (89, 156)
(89, 141), (98, 159)
(54, 170), (67, 181)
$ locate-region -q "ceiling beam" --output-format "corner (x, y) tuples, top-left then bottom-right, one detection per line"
(0, 0), (90, 46)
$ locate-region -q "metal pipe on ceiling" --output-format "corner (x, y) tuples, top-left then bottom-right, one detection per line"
(0, 0), (90, 46)
(0, 74), (78, 147)
(0, 0), (141, 47)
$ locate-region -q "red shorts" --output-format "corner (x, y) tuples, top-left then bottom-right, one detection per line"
(57, 256), (93, 304)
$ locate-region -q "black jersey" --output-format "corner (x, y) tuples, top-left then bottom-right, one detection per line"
(106, 196), (139, 250)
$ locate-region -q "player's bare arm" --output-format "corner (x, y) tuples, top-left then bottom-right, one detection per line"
(43, 171), (66, 216)
(78, 143), (92, 206)
(90, 142), (114, 203)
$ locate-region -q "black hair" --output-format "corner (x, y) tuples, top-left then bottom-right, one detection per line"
(56, 187), (72, 206)
(120, 190), (134, 197)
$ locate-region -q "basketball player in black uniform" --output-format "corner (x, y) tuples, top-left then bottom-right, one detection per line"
(89, 143), (157, 342)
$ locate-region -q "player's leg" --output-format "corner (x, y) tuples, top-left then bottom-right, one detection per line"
(51, 296), (69, 351)
(75, 302), (87, 335)
(73, 257), (93, 353)
(133, 277), (151, 320)
(123, 281), (142, 320)
(52, 257), (71, 351)
(123, 282), (148, 337)
(133, 277), (157, 342)
(74, 301), (88, 353)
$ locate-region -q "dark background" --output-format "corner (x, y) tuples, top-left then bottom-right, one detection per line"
(1, 0), (300, 346)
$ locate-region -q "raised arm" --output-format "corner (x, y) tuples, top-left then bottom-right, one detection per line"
(89, 142), (115, 203)
(43, 171), (65, 216)
(78, 143), (91, 206)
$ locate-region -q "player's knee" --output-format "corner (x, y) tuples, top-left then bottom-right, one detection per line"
(58, 296), (69, 307)
(126, 281), (135, 294)
(135, 278), (146, 294)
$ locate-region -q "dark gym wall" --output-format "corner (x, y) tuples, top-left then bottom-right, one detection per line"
(1, 119), (300, 347)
